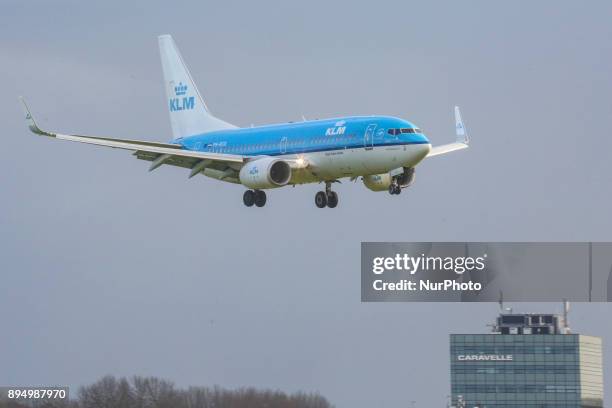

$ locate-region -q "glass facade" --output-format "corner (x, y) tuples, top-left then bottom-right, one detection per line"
(450, 334), (603, 408)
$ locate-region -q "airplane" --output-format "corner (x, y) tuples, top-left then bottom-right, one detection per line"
(20, 34), (469, 209)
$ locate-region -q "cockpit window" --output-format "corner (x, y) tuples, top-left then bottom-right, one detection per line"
(388, 128), (423, 135)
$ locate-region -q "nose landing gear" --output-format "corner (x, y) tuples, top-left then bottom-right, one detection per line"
(388, 182), (401, 195)
(388, 167), (414, 195)
(315, 181), (339, 208)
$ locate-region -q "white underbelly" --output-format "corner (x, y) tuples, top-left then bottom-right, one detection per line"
(287, 144), (431, 184)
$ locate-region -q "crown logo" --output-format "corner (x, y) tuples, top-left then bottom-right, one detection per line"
(174, 82), (188, 96)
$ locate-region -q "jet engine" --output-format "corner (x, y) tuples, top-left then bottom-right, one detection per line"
(239, 157), (292, 189)
(363, 167), (415, 192)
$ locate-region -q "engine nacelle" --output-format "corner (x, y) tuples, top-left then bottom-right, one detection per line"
(363, 173), (393, 192)
(363, 167), (416, 192)
(239, 157), (292, 189)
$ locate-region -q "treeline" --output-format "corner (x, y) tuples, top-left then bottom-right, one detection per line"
(1, 376), (334, 408)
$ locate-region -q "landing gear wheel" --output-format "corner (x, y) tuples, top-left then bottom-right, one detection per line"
(326, 191), (338, 208)
(315, 191), (328, 208)
(388, 184), (401, 195)
(254, 190), (267, 207)
(243, 190), (255, 207)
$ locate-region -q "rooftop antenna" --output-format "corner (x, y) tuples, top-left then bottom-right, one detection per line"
(563, 299), (571, 334)
(487, 291), (505, 332)
(608, 264), (612, 301)
(499, 291), (513, 314)
(588, 242), (593, 302)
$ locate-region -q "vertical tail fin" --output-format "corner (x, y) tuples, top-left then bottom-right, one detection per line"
(158, 35), (236, 140)
(454, 106), (469, 144)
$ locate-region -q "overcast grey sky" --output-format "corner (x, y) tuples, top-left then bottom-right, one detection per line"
(1, 1), (612, 407)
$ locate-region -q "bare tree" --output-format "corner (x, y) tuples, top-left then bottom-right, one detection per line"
(43, 376), (333, 408)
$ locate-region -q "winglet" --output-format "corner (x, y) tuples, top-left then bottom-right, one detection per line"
(19, 97), (52, 136)
(454, 106), (469, 145)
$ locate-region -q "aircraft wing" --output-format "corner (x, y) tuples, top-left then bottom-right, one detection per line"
(427, 142), (469, 157)
(427, 106), (470, 158)
(20, 98), (245, 178)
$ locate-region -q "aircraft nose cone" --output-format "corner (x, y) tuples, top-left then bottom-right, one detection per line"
(420, 143), (432, 159)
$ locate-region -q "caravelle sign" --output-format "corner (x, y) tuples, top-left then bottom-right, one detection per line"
(457, 355), (513, 361)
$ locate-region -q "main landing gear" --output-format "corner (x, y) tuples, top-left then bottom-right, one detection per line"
(243, 189), (267, 207)
(315, 182), (339, 209)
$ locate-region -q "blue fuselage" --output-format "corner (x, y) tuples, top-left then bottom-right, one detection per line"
(178, 116), (429, 156)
